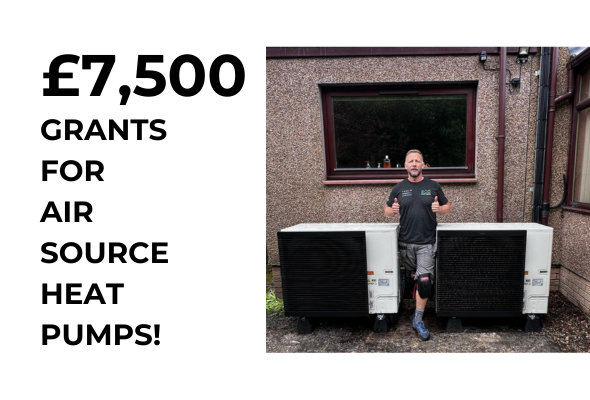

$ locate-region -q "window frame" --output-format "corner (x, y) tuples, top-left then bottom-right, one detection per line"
(565, 52), (590, 215)
(320, 82), (477, 183)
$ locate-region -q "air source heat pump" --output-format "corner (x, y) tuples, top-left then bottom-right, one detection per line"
(277, 223), (402, 334)
(435, 223), (553, 332)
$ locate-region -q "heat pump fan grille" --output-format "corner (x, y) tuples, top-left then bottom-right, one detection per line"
(436, 230), (526, 317)
(277, 231), (368, 317)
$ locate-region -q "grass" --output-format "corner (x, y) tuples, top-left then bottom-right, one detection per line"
(266, 263), (284, 315)
(266, 289), (284, 314)
(266, 248), (283, 315)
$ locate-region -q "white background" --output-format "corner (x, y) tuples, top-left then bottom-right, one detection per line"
(0, 1), (586, 399)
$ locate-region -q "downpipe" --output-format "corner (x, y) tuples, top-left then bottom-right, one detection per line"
(497, 47), (507, 222)
(540, 48), (559, 225)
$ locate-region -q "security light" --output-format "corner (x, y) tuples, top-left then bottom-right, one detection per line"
(516, 47), (530, 63)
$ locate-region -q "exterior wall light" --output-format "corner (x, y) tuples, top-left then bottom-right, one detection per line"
(479, 50), (497, 71)
(516, 47), (530, 63)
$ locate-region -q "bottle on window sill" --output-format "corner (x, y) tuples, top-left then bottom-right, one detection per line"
(383, 155), (391, 168)
(377, 163), (381, 168)
(365, 161), (371, 168)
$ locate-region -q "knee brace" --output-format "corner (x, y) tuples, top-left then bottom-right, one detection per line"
(417, 273), (433, 299)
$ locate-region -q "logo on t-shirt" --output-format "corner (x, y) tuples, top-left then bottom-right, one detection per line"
(421, 189), (432, 196)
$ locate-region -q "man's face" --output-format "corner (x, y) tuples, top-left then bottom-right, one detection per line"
(405, 152), (424, 178)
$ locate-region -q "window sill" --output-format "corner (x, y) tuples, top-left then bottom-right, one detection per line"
(562, 206), (590, 216)
(323, 178), (478, 185)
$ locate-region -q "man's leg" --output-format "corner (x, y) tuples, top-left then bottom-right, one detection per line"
(410, 244), (435, 340)
(413, 293), (428, 323)
(400, 243), (421, 324)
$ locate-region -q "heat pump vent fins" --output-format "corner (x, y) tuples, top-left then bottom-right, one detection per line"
(277, 231), (369, 317)
(436, 230), (526, 317)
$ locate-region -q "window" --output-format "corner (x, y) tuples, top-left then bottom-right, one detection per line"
(566, 53), (590, 213)
(320, 83), (477, 182)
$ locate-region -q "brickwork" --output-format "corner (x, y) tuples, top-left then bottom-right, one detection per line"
(272, 265), (283, 299)
(559, 267), (590, 316)
(550, 266), (560, 292)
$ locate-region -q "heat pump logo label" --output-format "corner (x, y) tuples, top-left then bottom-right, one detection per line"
(378, 279), (389, 286)
(532, 279), (543, 286)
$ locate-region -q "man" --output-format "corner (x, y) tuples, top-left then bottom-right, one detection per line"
(384, 150), (450, 340)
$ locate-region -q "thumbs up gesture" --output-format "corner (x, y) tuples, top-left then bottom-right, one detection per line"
(431, 196), (440, 213)
(384, 198), (400, 218)
(392, 198), (400, 214)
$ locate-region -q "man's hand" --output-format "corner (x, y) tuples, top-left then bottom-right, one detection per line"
(431, 196), (440, 213)
(384, 198), (399, 218)
(392, 198), (400, 214)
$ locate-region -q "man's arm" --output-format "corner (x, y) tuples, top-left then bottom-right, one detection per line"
(438, 202), (451, 215)
(431, 196), (451, 215)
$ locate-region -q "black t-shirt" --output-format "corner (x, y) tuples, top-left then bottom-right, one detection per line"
(386, 178), (448, 244)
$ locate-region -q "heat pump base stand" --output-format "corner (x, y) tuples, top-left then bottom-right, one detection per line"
(388, 313), (400, 326)
(373, 313), (400, 333)
(297, 317), (315, 334)
(374, 314), (389, 333)
(523, 314), (542, 333)
(446, 317), (463, 333)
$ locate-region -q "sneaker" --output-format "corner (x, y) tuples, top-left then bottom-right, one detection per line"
(411, 319), (430, 341)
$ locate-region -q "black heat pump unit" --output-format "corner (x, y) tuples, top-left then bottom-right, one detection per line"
(436, 230), (527, 317)
(277, 231), (369, 317)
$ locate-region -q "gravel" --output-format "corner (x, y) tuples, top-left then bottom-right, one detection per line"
(266, 291), (590, 353)
(542, 291), (590, 352)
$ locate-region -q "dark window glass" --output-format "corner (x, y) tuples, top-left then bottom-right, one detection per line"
(333, 95), (466, 169)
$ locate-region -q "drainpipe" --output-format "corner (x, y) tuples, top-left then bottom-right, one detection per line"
(555, 62), (574, 103)
(540, 48), (559, 225)
(532, 48), (552, 223)
(497, 47), (507, 222)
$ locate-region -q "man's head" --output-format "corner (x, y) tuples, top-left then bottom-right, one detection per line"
(405, 149), (424, 179)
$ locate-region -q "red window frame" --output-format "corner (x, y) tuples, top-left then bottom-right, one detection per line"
(564, 50), (590, 215)
(320, 83), (477, 183)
